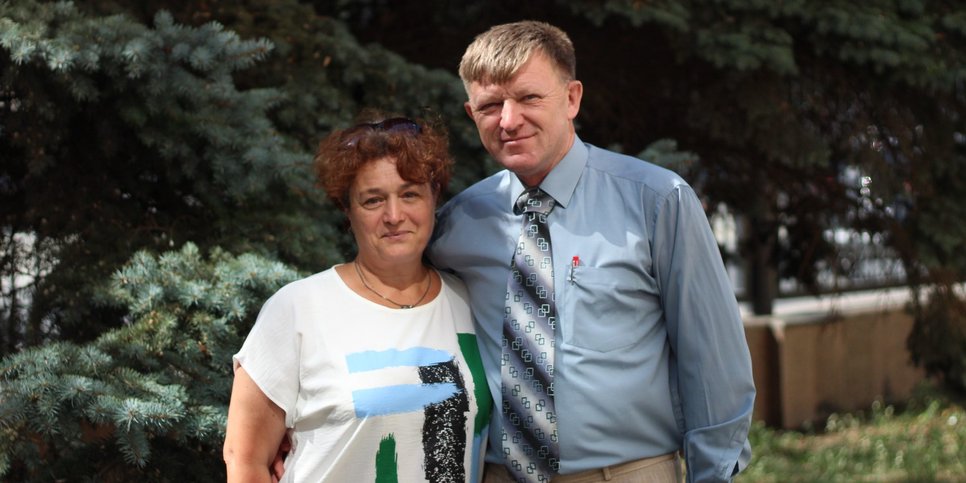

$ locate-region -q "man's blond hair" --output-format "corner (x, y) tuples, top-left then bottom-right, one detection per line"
(459, 20), (576, 91)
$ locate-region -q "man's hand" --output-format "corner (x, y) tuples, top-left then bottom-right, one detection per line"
(270, 431), (292, 482)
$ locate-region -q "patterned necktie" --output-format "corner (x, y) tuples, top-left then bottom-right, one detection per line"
(502, 187), (559, 483)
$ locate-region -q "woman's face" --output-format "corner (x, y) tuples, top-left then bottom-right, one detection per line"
(347, 157), (437, 267)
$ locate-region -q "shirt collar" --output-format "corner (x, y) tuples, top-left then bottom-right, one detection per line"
(508, 135), (587, 211)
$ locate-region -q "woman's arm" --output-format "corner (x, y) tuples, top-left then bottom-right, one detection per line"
(223, 365), (288, 483)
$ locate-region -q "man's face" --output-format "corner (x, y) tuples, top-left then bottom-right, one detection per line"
(464, 52), (583, 187)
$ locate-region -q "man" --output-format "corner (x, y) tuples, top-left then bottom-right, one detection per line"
(427, 20), (755, 483)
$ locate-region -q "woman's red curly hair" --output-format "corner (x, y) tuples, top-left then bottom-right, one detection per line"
(314, 112), (453, 211)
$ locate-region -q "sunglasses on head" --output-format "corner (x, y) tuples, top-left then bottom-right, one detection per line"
(343, 117), (421, 147)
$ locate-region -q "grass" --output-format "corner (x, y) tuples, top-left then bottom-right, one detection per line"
(737, 383), (966, 482)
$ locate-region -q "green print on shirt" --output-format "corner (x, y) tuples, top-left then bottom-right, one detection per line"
(458, 332), (492, 437)
(375, 434), (398, 483)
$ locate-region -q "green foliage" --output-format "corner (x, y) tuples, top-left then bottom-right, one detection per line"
(90, 0), (494, 193)
(0, 2), (284, 197)
(739, 389), (966, 481)
(0, 243), (301, 481)
(636, 138), (698, 175)
(0, 0), (339, 347)
(561, 0), (966, 86)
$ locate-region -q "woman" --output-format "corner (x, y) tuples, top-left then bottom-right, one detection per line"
(223, 114), (491, 482)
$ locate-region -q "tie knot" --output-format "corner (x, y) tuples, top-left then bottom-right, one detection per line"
(514, 188), (555, 215)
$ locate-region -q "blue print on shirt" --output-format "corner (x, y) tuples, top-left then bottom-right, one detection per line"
(346, 347), (453, 374)
(351, 383), (460, 416)
(346, 347), (460, 417)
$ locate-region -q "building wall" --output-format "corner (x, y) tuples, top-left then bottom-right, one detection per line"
(743, 307), (925, 429)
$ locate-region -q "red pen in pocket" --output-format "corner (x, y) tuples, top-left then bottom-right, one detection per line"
(569, 255), (579, 284)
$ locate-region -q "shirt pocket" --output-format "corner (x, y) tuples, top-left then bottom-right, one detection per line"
(559, 265), (652, 352)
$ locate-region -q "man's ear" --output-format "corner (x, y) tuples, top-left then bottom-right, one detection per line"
(567, 80), (583, 120)
(464, 101), (474, 119)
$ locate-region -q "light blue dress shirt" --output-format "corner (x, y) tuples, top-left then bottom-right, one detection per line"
(428, 138), (755, 482)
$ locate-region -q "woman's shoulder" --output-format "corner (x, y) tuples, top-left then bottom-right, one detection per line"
(436, 270), (473, 325)
(437, 270), (468, 295)
(264, 266), (341, 305)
